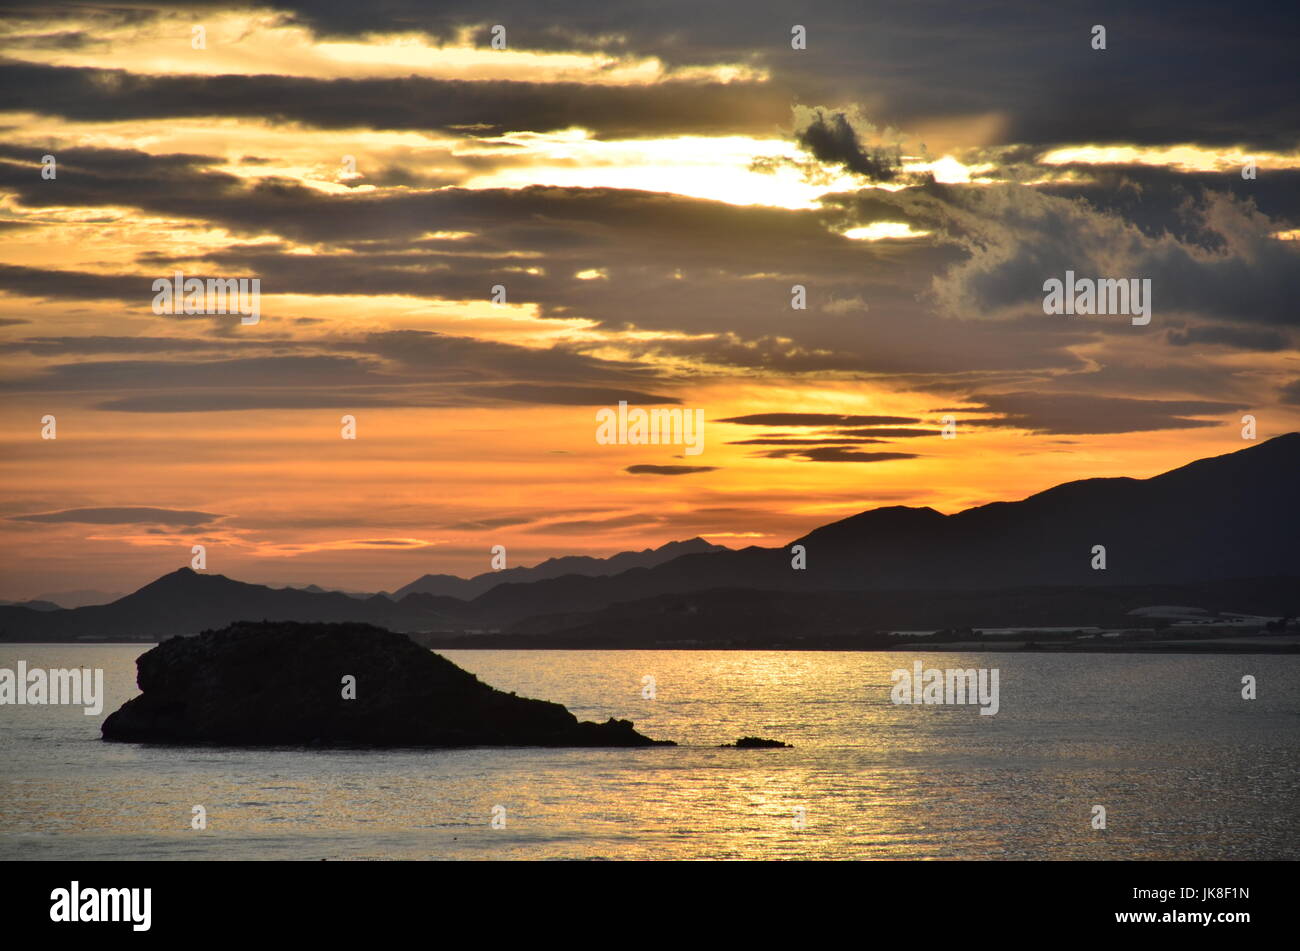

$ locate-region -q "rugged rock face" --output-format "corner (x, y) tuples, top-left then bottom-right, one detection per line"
(101, 621), (673, 748)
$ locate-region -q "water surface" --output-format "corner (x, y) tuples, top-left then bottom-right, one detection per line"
(2, 645), (1296, 859)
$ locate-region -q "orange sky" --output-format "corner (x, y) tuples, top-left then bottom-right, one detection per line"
(2, 5), (1297, 599)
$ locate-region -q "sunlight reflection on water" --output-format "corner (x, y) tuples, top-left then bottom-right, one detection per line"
(1, 645), (1296, 859)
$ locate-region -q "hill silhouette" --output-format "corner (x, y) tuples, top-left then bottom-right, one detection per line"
(392, 536), (727, 600)
(462, 433), (1300, 624)
(3, 434), (1297, 642)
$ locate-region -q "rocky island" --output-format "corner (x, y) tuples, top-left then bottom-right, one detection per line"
(102, 620), (673, 747)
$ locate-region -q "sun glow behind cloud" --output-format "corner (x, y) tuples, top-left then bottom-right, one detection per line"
(0, 114), (906, 211)
(842, 222), (932, 241)
(460, 131), (865, 208)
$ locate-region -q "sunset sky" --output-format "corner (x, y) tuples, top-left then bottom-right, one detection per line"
(2, 1), (1298, 600)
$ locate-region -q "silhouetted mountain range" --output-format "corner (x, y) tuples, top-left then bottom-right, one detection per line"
(0, 599), (61, 611)
(3, 434), (1296, 643)
(442, 433), (1300, 625)
(391, 536), (727, 600)
(33, 589), (125, 609)
(0, 568), (466, 641)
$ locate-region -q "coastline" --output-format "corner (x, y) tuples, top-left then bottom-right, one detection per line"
(4, 635), (1297, 654)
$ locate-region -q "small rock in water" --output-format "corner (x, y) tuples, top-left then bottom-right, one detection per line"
(721, 736), (791, 748)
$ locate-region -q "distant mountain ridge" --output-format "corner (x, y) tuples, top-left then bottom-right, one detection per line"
(392, 536), (728, 600)
(459, 432), (1300, 623)
(0, 599), (62, 612)
(2, 589), (124, 609)
(0, 569), (462, 641)
(2, 435), (1297, 642)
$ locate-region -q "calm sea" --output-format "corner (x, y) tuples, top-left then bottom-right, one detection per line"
(1, 645), (1296, 860)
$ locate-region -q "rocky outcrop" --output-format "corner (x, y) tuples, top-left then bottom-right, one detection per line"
(721, 736), (791, 748)
(101, 621), (673, 748)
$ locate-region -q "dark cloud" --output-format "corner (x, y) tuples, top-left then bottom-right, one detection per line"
(1035, 165), (1300, 239)
(792, 107), (903, 182)
(0, 62), (788, 140)
(900, 183), (1300, 329)
(1166, 324), (1292, 352)
(10, 506), (223, 527)
(719, 414), (919, 426)
(30, 0), (1287, 150)
(0, 330), (681, 411)
(757, 447), (919, 463)
(474, 384), (677, 406)
(0, 147), (1097, 382)
(957, 392), (1240, 435)
(0, 30), (95, 50)
(0, 335), (270, 355)
(726, 437), (883, 445)
(625, 465), (719, 475)
(0, 112), (1291, 427)
(834, 427), (940, 438)
(1043, 360), (1263, 402)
